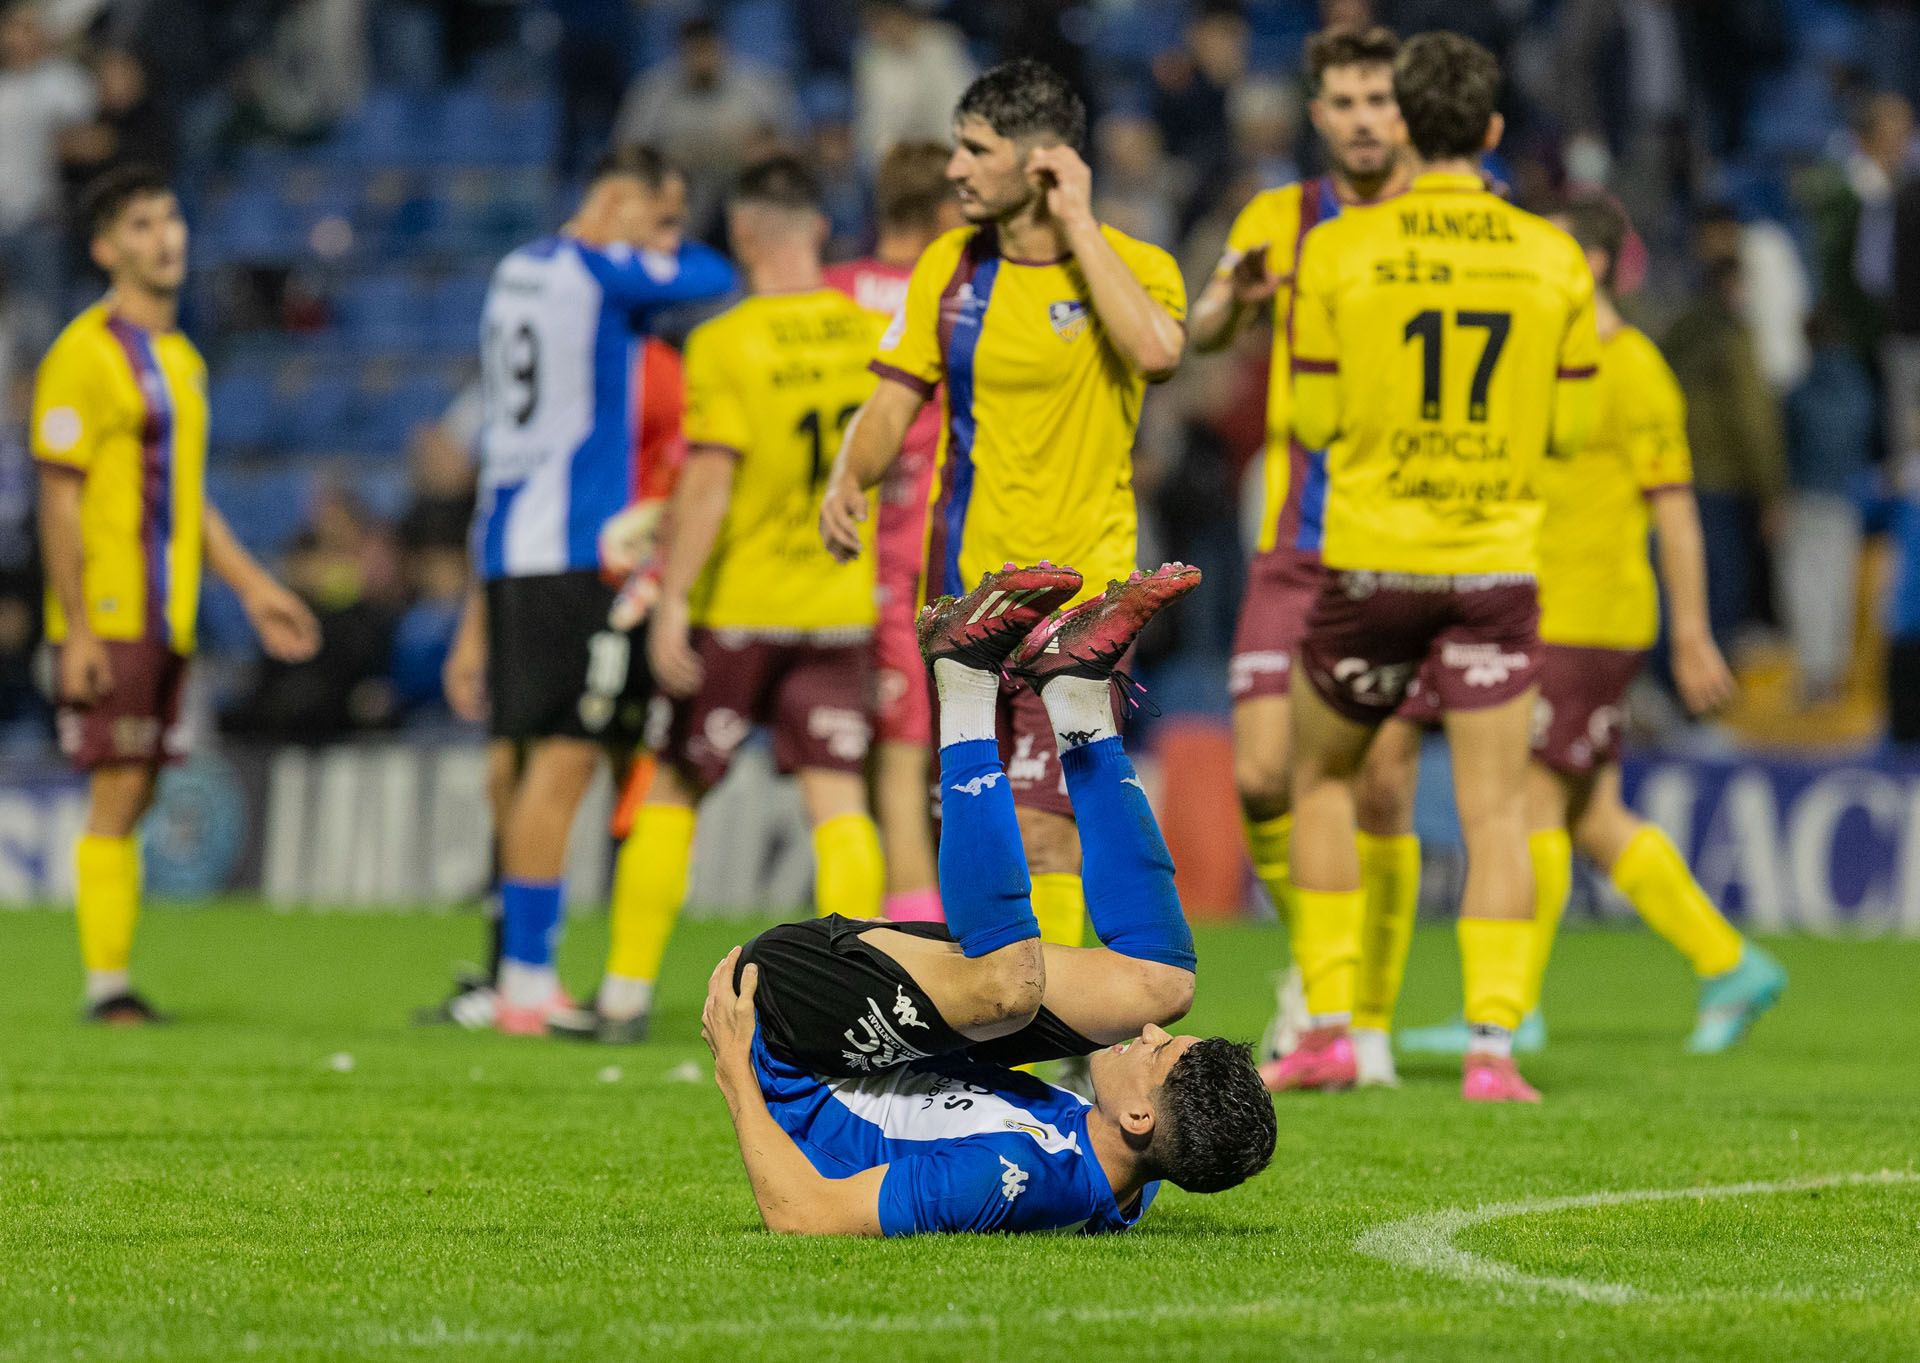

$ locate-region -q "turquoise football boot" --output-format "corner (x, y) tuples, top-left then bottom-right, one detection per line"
(1686, 944), (1786, 1054)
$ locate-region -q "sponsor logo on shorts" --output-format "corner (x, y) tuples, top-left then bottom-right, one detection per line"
(1331, 656), (1416, 707)
(999, 1156), (1030, 1202)
(807, 706), (871, 762)
(840, 993), (934, 1073)
(1007, 733), (1050, 787)
(1229, 650), (1290, 696)
(703, 707), (751, 755)
(112, 716), (162, 759)
(1440, 641), (1530, 689)
(949, 771), (1004, 797)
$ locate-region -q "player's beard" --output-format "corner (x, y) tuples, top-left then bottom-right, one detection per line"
(1333, 140), (1396, 197)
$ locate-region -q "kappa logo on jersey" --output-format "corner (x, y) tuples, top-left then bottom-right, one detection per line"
(948, 771), (1004, 798)
(892, 985), (929, 1031)
(998, 1156), (1030, 1202)
(1047, 299), (1089, 342)
(1121, 776), (1145, 792)
(1440, 641), (1531, 689)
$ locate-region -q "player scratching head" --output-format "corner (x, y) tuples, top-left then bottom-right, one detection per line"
(1305, 26), (1404, 199)
(947, 58), (1088, 229)
(1392, 30), (1504, 173)
(726, 155), (828, 293)
(83, 165), (186, 311)
(571, 143), (686, 251)
(1088, 1025), (1277, 1196)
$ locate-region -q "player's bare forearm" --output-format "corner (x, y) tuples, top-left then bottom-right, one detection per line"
(204, 503), (273, 596)
(1650, 488), (1713, 645)
(1188, 276), (1248, 355)
(35, 466), (91, 635)
(716, 1074), (886, 1236)
(1062, 216), (1184, 380)
(838, 380), (920, 493)
(657, 448), (736, 601)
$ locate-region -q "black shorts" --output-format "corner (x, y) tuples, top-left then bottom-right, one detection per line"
(738, 916), (1100, 1077)
(484, 571), (652, 744)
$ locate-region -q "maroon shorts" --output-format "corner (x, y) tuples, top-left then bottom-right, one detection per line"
(650, 631), (873, 789)
(872, 579), (931, 747)
(1299, 570), (1541, 724)
(991, 673), (1125, 819)
(1532, 643), (1644, 775)
(1228, 549), (1325, 702)
(55, 639), (190, 770)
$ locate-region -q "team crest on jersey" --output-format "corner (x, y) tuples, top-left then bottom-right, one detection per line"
(1047, 299), (1089, 342)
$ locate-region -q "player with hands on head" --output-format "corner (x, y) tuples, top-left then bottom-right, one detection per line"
(701, 561), (1275, 1236)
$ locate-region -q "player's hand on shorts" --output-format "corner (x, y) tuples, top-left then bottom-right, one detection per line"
(59, 629), (113, 704)
(1026, 144), (1095, 231)
(1225, 244), (1285, 306)
(442, 622), (487, 723)
(1673, 628), (1737, 717)
(819, 473), (867, 564)
(648, 595), (704, 696)
(244, 581), (322, 664)
(701, 947), (758, 1085)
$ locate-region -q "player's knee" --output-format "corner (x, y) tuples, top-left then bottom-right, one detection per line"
(1354, 776), (1413, 837)
(1233, 751), (1290, 818)
(1135, 962), (1196, 1028)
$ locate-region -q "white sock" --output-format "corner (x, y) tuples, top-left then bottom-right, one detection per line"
(935, 658), (1001, 747)
(1308, 1011), (1351, 1031)
(1038, 675), (1116, 750)
(597, 974), (654, 1022)
(1468, 1023), (1514, 1059)
(85, 969), (130, 1005)
(499, 961), (557, 1010)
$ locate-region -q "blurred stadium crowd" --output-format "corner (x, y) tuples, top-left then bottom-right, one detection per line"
(2, 0), (1919, 753)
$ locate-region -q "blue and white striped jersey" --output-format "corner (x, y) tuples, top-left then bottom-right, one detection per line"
(473, 235), (734, 579)
(753, 1031), (1157, 1237)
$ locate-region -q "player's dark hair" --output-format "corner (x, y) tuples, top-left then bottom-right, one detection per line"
(1149, 1038), (1277, 1194)
(80, 163), (173, 239)
(875, 141), (955, 233)
(1393, 31), (1501, 162)
(1556, 195), (1630, 292)
(955, 59), (1087, 151)
(590, 143), (678, 192)
(1304, 25), (1400, 94)
(732, 154), (822, 213)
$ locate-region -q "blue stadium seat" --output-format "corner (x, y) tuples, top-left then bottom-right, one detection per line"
(336, 276), (432, 350)
(273, 373), (359, 453)
(206, 185), (300, 263)
(430, 275), (488, 350)
(329, 87), (441, 168)
(209, 373), (276, 454)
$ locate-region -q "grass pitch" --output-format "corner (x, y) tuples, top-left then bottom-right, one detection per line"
(3, 906), (1916, 1363)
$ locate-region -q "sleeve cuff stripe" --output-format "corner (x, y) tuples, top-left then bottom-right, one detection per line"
(688, 442), (743, 460)
(1557, 365), (1598, 379)
(1291, 357), (1338, 374)
(870, 361), (936, 398)
(32, 457), (85, 476)
(1642, 482), (1690, 497)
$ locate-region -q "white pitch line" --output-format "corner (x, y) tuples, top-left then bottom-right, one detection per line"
(1353, 1168), (1920, 1304)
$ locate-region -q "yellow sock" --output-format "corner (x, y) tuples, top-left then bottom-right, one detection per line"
(1523, 829), (1572, 1016)
(1353, 832), (1420, 1031)
(75, 833), (140, 974)
(603, 805), (696, 984)
(1292, 887), (1361, 1021)
(1030, 872), (1086, 947)
(1610, 824), (1743, 977)
(813, 813), (885, 919)
(1459, 916), (1532, 1032)
(1243, 812), (1293, 932)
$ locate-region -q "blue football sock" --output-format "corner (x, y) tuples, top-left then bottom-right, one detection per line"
(1059, 737), (1196, 972)
(937, 739), (1039, 958)
(500, 878), (565, 968)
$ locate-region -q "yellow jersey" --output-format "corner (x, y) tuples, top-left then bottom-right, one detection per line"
(1217, 176), (1359, 555)
(681, 289), (881, 633)
(1290, 173), (1600, 576)
(1538, 325), (1691, 650)
(871, 222), (1186, 605)
(32, 303), (208, 652)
